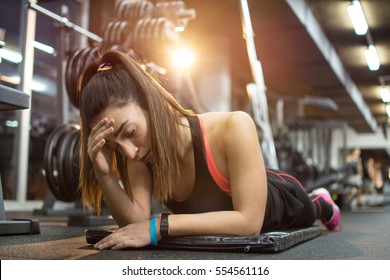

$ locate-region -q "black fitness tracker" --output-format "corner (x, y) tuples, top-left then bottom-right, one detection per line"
(160, 213), (170, 239)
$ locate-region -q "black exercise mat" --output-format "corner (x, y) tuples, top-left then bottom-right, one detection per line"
(85, 226), (321, 253)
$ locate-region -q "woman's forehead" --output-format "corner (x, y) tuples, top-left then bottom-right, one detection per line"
(92, 103), (141, 125)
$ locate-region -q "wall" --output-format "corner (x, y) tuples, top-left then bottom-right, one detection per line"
(330, 126), (390, 168)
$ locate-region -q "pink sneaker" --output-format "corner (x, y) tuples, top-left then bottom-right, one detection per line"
(312, 188), (341, 231)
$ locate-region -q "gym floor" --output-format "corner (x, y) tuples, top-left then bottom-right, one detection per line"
(1, 193), (390, 260)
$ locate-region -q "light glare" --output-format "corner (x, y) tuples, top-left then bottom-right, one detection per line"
(171, 47), (195, 70)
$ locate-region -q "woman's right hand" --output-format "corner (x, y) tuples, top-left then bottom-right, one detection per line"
(87, 118), (115, 178)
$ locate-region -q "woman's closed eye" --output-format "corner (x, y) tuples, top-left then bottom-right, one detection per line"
(126, 129), (135, 138)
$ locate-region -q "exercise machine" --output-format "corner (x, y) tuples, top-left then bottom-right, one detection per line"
(0, 84), (40, 235)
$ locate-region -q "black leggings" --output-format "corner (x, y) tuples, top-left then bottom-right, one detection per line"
(263, 170), (316, 230)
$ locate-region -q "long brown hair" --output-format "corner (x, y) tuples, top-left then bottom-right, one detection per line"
(77, 50), (194, 213)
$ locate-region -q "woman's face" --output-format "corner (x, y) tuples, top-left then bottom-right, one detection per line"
(100, 102), (152, 163)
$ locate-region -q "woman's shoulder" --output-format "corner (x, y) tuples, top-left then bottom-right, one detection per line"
(198, 111), (256, 146)
(199, 111), (253, 129)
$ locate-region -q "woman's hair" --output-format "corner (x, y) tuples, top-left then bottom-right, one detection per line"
(77, 50), (194, 213)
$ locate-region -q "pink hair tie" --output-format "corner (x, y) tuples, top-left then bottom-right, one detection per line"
(97, 63), (112, 73)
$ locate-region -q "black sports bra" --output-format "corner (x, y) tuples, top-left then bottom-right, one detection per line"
(165, 115), (233, 213)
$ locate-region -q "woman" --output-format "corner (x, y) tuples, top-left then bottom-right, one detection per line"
(78, 50), (340, 250)
(345, 147), (363, 208)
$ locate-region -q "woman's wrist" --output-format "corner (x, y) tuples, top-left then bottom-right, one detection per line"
(150, 214), (170, 245)
(156, 217), (162, 241)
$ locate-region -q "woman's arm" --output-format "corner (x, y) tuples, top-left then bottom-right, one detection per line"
(96, 161), (153, 227)
(88, 117), (153, 227)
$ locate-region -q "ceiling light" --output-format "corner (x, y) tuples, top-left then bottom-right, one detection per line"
(33, 41), (55, 55)
(31, 80), (48, 92)
(0, 47), (22, 63)
(381, 87), (390, 103)
(364, 45), (380, 71)
(0, 41), (55, 64)
(5, 120), (18, 128)
(0, 75), (20, 85)
(347, 0), (368, 36)
(1, 75), (47, 93)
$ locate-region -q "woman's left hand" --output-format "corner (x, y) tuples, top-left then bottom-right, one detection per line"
(94, 220), (153, 250)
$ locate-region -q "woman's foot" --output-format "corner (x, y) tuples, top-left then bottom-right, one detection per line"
(311, 188), (341, 231)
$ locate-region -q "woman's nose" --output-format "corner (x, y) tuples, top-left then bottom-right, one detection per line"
(118, 142), (138, 159)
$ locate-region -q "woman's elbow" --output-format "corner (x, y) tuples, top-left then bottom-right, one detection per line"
(249, 222), (262, 236)
(238, 218), (263, 236)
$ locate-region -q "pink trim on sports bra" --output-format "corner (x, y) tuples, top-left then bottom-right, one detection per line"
(198, 116), (232, 196)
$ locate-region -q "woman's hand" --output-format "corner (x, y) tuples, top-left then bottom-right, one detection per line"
(88, 118), (115, 178)
(94, 220), (154, 250)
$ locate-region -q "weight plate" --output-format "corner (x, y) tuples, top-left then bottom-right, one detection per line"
(65, 126), (81, 199)
(58, 124), (81, 201)
(44, 125), (75, 202)
(55, 127), (78, 201)
(65, 47), (85, 109)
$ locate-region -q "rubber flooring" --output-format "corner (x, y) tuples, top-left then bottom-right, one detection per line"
(1, 205), (390, 260)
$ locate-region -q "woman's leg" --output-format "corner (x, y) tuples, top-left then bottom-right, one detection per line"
(265, 170), (340, 230)
(273, 170), (340, 230)
(267, 170), (316, 228)
(283, 175), (317, 228)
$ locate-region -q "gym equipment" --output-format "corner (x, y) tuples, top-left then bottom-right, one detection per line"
(43, 123), (81, 202)
(275, 119), (349, 187)
(39, 123), (115, 226)
(133, 17), (179, 59)
(85, 226), (321, 253)
(153, 1), (196, 31)
(275, 133), (320, 187)
(305, 160), (358, 193)
(115, 0), (154, 23)
(288, 119), (348, 175)
(35, 122), (83, 215)
(239, 0), (279, 169)
(65, 46), (100, 108)
(26, 1), (102, 43)
(26, 0), (104, 123)
(0, 84), (40, 235)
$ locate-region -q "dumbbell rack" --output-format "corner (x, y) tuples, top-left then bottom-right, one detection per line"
(24, 2), (110, 226)
(0, 84), (40, 235)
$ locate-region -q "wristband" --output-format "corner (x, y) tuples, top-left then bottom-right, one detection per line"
(160, 213), (170, 239)
(150, 217), (158, 246)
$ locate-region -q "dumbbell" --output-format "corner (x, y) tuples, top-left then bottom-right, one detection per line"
(154, 1), (196, 31)
(133, 17), (178, 58)
(115, 0), (153, 23)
